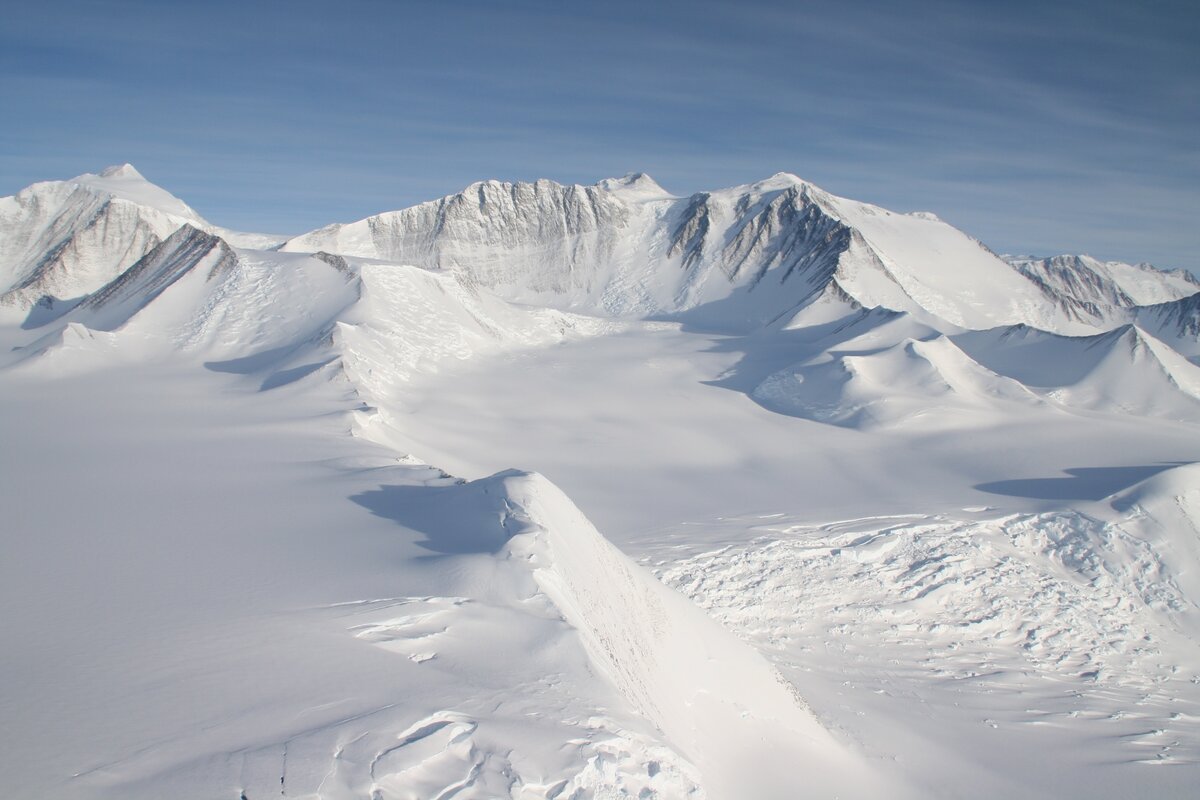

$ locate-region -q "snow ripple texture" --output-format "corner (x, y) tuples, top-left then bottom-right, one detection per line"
(652, 507), (1200, 768)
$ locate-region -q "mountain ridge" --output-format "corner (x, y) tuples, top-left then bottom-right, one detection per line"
(4, 164), (1195, 334)
(4, 165), (1200, 800)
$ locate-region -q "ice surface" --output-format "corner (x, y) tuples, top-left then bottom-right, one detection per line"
(2, 166), (1200, 799)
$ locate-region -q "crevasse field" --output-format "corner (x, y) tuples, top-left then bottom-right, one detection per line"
(2, 165), (1199, 799)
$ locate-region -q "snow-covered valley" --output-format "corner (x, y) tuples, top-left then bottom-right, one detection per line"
(2, 166), (1199, 799)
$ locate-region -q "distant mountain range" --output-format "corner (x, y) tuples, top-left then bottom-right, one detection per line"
(4, 164), (1200, 425)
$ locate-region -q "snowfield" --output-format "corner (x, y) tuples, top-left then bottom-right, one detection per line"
(1, 166), (1199, 799)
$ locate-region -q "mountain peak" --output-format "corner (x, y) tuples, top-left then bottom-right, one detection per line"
(98, 163), (145, 180)
(595, 172), (671, 198)
(723, 171), (818, 196)
(69, 164), (204, 223)
(762, 171), (810, 188)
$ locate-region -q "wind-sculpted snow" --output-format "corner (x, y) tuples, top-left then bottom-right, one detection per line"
(5, 164), (1200, 800)
(648, 473), (1200, 794)
(436, 470), (902, 799)
(752, 334), (1042, 429)
(138, 460), (901, 800)
(955, 324), (1200, 421)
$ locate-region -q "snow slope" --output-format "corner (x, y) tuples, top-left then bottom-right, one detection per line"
(1005, 253), (1200, 326)
(3, 165), (1200, 799)
(0, 165), (279, 316)
(650, 472), (1200, 798)
(752, 333), (1043, 429)
(0, 364), (912, 800)
(955, 324), (1200, 421)
(1134, 292), (1200, 362)
(282, 173), (1194, 335)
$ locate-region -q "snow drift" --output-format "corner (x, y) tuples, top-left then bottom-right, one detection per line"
(955, 324), (1200, 421)
(447, 469), (905, 798)
(752, 334), (1041, 428)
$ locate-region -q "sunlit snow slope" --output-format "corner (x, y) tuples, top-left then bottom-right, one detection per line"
(2, 165), (1199, 800)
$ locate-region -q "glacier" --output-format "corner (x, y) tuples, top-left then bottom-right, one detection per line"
(1, 165), (1199, 799)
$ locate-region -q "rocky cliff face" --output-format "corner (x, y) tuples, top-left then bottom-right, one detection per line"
(285, 172), (1200, 334)
(1005, 254), (1200, 327)
(0, 184), (186, 308)
(0, 166), (212, 310)
(6, 165), (1198, 340)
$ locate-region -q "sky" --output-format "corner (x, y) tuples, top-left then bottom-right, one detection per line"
(2, 0), (1197, 271)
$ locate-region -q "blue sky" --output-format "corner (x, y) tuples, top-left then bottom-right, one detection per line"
(2, 0), (1197, 270)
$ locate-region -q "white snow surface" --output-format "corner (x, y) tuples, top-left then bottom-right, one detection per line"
(1005, 253), (1200, 318)
(71, 164), (207, 222)
(3, 166), (1200, 799)
(0, 165), (281, 315)
(281, 172), (1193, 336)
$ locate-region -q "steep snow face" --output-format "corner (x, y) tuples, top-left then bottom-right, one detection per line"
(76, 225), (238, 329)
(0, 179), (194, 310)
(955, 324), (1200, 421)
(0, 166), (280, 314)
(752, 334), (1041, 429)
(659, 177), (923, 330)
(468, 470), (903, 799)
(1135, 292), (1200, 362)
(11, 226), (244, 367)
(282, 173), (1126, 334)
(14, 225), (241, 349)
(809, 187), (1067, 331)
(10, 237), (367, 376)
(283, 177), (664, 316)
(71, 164), (206, 223)
(1004, 254), (1200, 326)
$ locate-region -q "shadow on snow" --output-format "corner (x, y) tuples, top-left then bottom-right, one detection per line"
(974, 463), (1190, 501)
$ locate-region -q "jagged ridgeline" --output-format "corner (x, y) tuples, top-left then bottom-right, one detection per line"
(3, 165), (1198, 338)
(4, 164), (1200, 427)
(4, 165), (1200, 800)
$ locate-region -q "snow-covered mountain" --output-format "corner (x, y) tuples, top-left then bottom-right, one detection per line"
(7, 164), (1200, 423)
(1002, 253), (1200, 327)
(281, 173), (1198, 337)
(4, 165), (1200, 800)
(954, 323), (1200, 421)
(0, 165), (280, 315)
(1133, 292), (1200, 361)
(6, 164), (1196, 341)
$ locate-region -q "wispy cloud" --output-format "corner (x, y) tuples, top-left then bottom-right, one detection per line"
(2, 0), (1196, 269)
